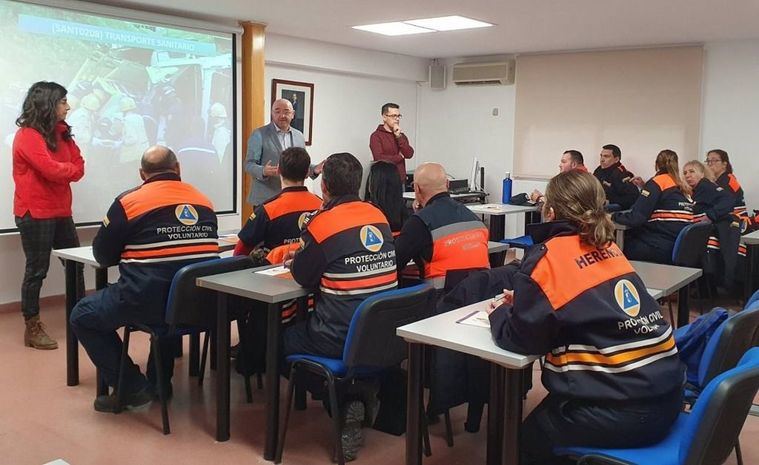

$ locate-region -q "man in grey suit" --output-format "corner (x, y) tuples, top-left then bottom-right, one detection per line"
(245, 99), (321, 206)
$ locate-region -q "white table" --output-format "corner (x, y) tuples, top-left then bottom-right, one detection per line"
(631, 260), (702, 327)
(398, 300), (536, 465)
(52, 236), (238, 393)
(398, 284), (663, 465)
(196, 265), (308, 458)
(742, 230), (759, 301)
(403, 191), (488, 202)
(467, 203), (540, 241)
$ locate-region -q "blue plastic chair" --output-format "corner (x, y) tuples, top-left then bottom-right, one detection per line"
(500, 234), (533, 250)
(555, 347), (759, 465)
(746, 289), (759, 311)
(276, 284), (435, 465)
(116, 256), (254, 434)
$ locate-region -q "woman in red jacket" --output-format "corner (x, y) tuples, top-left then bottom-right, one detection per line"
(13, 81), (85, 349)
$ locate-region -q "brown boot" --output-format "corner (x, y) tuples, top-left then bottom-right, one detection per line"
(24, 315), (58, 350)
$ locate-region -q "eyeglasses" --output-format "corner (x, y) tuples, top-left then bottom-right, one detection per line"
(384, 113), (402, 119)
(705, 159), (721, 165)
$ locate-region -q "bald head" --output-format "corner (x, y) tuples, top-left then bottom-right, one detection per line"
(140, 145), (179, 180)
(272, 98), (295, 131)
(414, 162), (448, 206)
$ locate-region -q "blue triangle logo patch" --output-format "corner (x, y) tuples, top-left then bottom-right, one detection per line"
(365, 229), (381, 246)
(622, 283), (639, 309)
(179, 206), (196, 221)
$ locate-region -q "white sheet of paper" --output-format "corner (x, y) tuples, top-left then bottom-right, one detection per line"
(456, 310), (491, 328)
(255, 265), (290, 276)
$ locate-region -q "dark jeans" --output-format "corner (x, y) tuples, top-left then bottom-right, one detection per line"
(521, 390), (682, 465)
(15, 214), (84, 319)
(623, 232), (674, 265)
(69, 287), (176, 395)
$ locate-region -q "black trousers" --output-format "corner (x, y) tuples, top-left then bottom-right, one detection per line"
(15, 214), (84, 320)
(520, 390), (682, 465)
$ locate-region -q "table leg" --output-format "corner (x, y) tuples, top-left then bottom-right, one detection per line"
(216, 292), (231, 441)
(616, 229), (625, 251)
(264, 302), (282, 461)
(487, 364), (505, 465)
(405, 342), (424, 465)
(294, 296), (308, 411)
(489, 215), (505, 242)
(189, 333), (200, 377)
(65, 260), (79, 387)
(745, 244), (757, 303)
(95, 268), (109, 395)
(502, 368), (524, 465)
(677, 285), (690, 328)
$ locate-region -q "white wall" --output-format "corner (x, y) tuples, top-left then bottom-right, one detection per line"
(417, 58), (519, 235)
(700, 39), (759, 212)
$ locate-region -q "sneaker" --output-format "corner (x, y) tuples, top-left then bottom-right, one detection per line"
(339, 400), (365, 462)
(94, 386), (154, 413)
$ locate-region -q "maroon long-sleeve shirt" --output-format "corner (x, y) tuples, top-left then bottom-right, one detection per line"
(369, 125), (414, 180)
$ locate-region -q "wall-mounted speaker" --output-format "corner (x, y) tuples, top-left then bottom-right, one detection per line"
(429, 61), (446, 90)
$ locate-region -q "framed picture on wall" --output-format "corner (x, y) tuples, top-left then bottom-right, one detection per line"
(271, 79), (314, 145)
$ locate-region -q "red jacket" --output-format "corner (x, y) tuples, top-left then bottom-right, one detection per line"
(369, 125), (414, 180)
(13, 122), (85, 219)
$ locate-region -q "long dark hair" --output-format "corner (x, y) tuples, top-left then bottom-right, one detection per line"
(707, 149), (733, 174)
(656, 149), (689, 195)
(365, 161), (407, 230)
(15, 81), (71, 151)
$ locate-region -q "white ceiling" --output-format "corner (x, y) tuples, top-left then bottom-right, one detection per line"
(95, 0), (759, 58)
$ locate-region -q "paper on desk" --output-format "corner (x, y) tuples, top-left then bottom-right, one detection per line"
(255, 266), (290, 276)
(456, 310), (491, 328)
(218, 234), (238, 244)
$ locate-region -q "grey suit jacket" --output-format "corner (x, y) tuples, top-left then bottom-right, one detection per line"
(245, 122), (306, 206)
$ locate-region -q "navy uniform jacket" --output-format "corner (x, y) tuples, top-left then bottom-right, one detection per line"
(716, 172), (750, 231)
(237, 186), (322, 253)
(613, 173), (694, 254)
(290, 195), (398, 356)
(692, 178), (733, 223)
(593, 161), (640, 209)
(395, 192), (489, 280)
(93, 172), (219, 323)
(489, 221), (684, 401)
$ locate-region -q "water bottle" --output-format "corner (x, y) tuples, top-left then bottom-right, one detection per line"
(502, 172), (513, 204)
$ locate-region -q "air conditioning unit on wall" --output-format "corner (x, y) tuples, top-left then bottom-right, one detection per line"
(452, 60), (515, 86)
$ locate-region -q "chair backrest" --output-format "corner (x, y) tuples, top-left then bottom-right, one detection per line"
(165, 256), (255, 328)
(672, 222), (712, 267)
(680, 347), (759, 465)
(699, 305), (759, 387)
(342, 284), (435, 371)
(746, 289), (759, 311)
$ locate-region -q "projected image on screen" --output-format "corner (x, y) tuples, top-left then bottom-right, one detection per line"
(0, 0), (236, 231)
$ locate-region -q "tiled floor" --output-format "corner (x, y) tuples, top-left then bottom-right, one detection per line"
(0, 295), (755, 465)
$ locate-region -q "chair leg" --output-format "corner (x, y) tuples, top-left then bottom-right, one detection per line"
(422, 415), (432, 457)
(235, 319), (253, 403)
(667, 297), (676, 326)
(444, 409), (454, 447)
(257, 372), (264, 390)
(244, 374), (253, 403)
(115, 328), (131, 414)
(150, 335), (171, 435)
(276, 365), (298, 463)
(198, 331), (210, 387)
(736, 438), (744, 465)
(209, 329), (217, 371)
(327, 375), (345, 465)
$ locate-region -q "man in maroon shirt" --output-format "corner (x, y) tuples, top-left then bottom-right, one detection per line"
(369, 103), (414, 181)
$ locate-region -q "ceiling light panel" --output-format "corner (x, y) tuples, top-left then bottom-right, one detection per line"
(352, 22), (434, 36)
(405, 16), (493, 32)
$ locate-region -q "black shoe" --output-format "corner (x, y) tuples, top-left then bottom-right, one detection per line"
(339, 401), (365, 462)
(94, 386), (153, 413)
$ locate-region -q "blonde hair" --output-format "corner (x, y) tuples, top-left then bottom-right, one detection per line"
(683, 160), (715, 182)
(656, 149), (690, 195)
(544, 171), (615, 248)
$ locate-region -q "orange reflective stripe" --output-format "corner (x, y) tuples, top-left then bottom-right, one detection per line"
(307, 202), (388, 243)
(546, 337), (675, 367)
(727, 174), (742, 193)
(121, 243), (219, 259)
(650, 213), (693, 220)
(321, 271), (397, 290)
(652, 174), (676, 191)
(263, 191), (322, 220)
(531, 236), (633, 311)
(120, 181), (213, 220)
